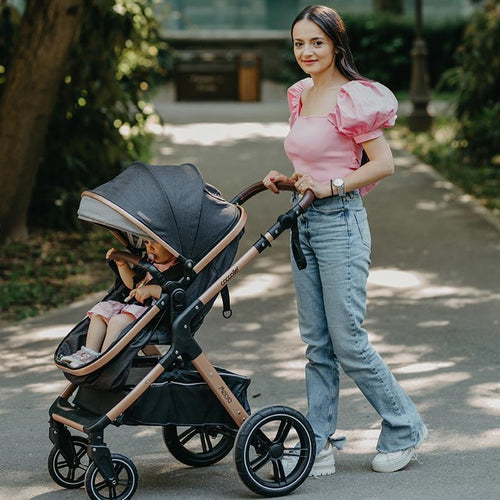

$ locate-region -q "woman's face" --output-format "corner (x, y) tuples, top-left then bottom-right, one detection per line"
(292, 19), (336, 76)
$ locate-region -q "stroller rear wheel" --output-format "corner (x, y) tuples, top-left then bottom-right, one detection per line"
(84, 453), (138, 500)
(234, 405), (315, 497)
(47, 435), (90, 489)
(162, 424), (235, 467)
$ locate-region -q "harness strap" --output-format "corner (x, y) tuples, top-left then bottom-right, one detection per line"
(221, 285), (232, 318)
(291, 219), (307, 270)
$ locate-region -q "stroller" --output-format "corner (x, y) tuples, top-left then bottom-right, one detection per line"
(48, 161), (316, 499)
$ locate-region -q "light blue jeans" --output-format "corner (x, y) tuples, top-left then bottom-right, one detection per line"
(291, 192), (424, 454)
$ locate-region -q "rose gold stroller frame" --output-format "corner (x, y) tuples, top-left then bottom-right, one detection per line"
(48, 182), (314, 498)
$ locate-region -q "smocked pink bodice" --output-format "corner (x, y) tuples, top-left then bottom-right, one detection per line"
(284, 78), (398, 196)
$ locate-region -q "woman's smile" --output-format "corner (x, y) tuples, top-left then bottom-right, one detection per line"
(293, 19), (336, 75)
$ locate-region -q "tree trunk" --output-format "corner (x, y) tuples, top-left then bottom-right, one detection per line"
(0, 0), (84, 243)
(373, 0), (404, 15)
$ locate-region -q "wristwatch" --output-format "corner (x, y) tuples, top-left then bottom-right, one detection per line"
(333, 178), (345, 197)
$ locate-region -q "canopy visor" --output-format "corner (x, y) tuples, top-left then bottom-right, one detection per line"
(78, 192), (179, 257)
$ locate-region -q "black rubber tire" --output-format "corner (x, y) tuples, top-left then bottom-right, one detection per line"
(84, 453), (138, 500)
(47, 435), (90, 489)
(162, 424), (235, 467)
(234, 405), (315, 497)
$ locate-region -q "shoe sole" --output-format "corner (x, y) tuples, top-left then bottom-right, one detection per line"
(271, 456), (335, 479)
(372, 425), (428, 473)
(372, 451), (413, 473)
(309, 464), (336, 476)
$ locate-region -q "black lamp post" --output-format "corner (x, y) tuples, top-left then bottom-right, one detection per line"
(408, 0), (433, 132)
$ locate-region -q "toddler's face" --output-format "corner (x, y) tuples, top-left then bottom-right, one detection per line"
(144, 239), (176, 265)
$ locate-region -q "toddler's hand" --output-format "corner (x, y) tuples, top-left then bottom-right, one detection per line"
(106, 247), (127, 267)
(129, 285), (161, 303)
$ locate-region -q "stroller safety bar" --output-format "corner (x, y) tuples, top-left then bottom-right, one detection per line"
(106, 250), (169, 289)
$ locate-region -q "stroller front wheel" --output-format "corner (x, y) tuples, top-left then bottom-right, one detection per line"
(84, 453), (138, 500)
(234, 405), (315, 497)
(47, 435), (90, 489)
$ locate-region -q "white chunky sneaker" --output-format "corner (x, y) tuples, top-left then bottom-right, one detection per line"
(372, 424), (428, 473)
(309, 442), (336, 476)
(274, 441), (335, 478)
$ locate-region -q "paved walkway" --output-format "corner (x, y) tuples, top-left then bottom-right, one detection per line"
(1, 81), (499, 499)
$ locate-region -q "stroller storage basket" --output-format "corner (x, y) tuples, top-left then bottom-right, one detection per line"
(74, 367), (250, 427)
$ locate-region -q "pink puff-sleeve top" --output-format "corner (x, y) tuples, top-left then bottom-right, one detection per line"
(284, 78), (398, 196)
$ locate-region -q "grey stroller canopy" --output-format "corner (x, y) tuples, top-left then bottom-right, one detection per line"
(78, 161), (242, 263)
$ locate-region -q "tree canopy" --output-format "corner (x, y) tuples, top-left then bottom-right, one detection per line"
(0, 0), (168, 243)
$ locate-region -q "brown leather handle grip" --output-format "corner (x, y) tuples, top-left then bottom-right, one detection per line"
(231, 181), (315, 210)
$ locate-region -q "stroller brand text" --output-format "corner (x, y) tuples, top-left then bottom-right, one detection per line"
(218, 385), (233, 403)
(221, 265), (240, 286)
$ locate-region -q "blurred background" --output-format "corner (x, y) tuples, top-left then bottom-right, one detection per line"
(0, 0), (498, 323)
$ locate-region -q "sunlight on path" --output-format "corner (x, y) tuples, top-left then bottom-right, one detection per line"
(148, 121), (289, 146)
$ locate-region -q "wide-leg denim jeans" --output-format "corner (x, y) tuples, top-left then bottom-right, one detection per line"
(291, 192), (423, 454)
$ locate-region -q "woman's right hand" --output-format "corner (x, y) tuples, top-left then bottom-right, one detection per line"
(263, 170), (294, 194)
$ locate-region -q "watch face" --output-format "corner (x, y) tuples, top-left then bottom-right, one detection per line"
(333, 179), (343, 187)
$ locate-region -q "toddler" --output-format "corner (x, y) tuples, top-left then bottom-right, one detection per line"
(60, 239), (176, 368)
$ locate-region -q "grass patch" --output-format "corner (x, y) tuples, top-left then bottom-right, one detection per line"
(0, 228), (115, 325)
(390, 115), (500, 216)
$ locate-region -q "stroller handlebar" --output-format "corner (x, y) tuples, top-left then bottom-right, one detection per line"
(231, 181), (315, 211)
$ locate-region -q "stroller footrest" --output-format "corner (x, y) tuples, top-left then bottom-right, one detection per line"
(49, 396), (103, 432)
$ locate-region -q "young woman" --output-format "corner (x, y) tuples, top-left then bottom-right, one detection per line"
(263, 5), (427, 476)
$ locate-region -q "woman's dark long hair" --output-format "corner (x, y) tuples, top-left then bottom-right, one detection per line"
(291, 5), (367, 82)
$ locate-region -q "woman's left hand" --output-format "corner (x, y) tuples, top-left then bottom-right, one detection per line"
(293, 172), (330, 199)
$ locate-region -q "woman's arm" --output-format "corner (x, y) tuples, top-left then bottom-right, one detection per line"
(293, 135), (394, 198)
(342, 135), (394, 193)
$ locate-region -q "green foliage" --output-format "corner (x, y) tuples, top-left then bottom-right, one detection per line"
(350, 15), (413, 89)
(456, 103), (500, 164)
(32, 0), (171, 228)
(0, 3), (21, 86)
(391, 117), (500, 216)
(443, 1), (500, 163)
(388, 2), (500, 219)
(0, 228), (115, 322)
(280, 14), (465, 92)
(0, 1), (171, 230)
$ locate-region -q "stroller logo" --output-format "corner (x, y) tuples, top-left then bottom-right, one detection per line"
(218, 385), (233, 403)
(221, 265), (240, 286)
